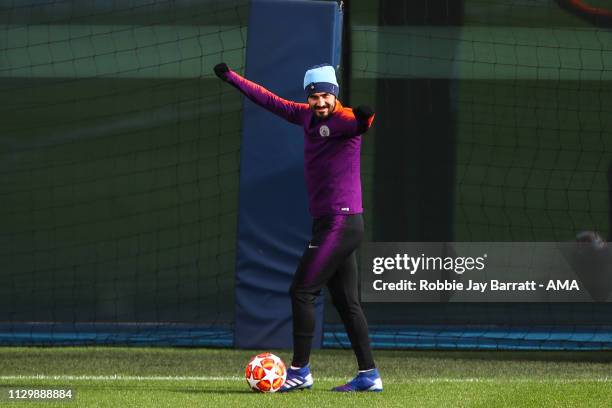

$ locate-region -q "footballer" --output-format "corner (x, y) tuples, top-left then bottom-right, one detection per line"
(214, 62), (382, 392)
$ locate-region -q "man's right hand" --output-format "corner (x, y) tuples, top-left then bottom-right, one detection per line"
(214, 63), (230, 81)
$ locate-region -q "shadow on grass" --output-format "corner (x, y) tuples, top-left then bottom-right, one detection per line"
(170, 389), (255, 395)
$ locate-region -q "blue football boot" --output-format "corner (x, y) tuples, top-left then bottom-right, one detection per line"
(332, 368), (383, 392)
(279, 365), (313, 392)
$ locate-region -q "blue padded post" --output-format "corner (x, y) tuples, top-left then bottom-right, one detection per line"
(235, 0), (343, 349)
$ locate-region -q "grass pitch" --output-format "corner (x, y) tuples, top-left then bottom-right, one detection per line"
(0, 347), (610, 407)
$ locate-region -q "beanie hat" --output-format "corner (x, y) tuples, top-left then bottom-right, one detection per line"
(303, 64), (339, 97)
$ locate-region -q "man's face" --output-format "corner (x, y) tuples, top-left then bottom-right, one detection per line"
(308, 92), (336, 119)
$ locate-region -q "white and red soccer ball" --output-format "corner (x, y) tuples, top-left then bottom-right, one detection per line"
(245, 352), (287, 393)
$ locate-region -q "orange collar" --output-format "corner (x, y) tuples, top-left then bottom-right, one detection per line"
(333, 99), (343, 113)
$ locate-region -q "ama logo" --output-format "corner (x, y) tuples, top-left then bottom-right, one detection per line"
(546, 280), (580, 291)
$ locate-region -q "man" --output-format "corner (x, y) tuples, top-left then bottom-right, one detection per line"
(214, 62), (382, 392)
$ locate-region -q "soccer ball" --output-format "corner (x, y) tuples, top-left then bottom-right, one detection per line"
(245, 352), (286, 393)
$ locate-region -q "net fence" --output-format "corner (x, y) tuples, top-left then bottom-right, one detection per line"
(0, 0), (247, 345)
(1, 0), (610, 349)
(324, 0), (612, 350)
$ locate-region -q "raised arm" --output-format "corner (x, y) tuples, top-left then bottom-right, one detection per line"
(353, 105), (376, 135)
(331, 104), (376, 137)
(214, 63), (308, 125)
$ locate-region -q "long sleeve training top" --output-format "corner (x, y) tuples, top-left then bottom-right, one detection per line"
(225, 69), (374, 218)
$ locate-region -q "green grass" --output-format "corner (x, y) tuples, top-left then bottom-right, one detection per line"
(0, 347), (610, 407)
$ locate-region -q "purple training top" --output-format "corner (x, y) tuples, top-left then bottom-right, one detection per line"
(225, 70), (375, 218)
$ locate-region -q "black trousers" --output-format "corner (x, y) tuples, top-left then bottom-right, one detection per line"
(289, 214), (375, 371)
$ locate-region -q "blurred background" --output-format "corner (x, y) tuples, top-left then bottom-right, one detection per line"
(1, 0), (610, 348)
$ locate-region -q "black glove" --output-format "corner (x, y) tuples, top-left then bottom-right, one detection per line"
(214, 62), (230, 81)
(354, 105), (374, 121)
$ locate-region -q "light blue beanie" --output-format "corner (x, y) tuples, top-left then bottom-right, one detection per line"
(303, 64), (339, 97)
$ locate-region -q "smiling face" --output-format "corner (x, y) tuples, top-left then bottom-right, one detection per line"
(307, 92), (336, 119)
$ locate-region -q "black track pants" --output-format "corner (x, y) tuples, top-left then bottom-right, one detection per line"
(289, 214), (375, 371)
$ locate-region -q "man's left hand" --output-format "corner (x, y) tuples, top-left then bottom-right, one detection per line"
(354, 105), (374, 120)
